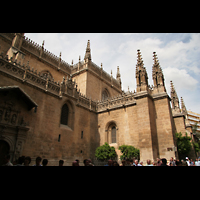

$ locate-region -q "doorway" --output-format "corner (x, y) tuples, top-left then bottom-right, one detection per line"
(0, 140), (10, 165)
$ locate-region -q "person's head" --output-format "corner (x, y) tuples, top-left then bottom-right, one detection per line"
(140, 161), (143, 166)
(170, 157), (174, 161)
(75, 159), (80, 166)
(72, 161), (78, 166)
(135, 159), (138, 165)
(121, 160), (126, 166)
(108, 159), (113, 166)
(18, 156), (25, 165)
(42, 159), (48, 166)
(147, 160), (151, 165)
(59, 160), (64, 166)
(83, 159), (89, 166)
(126, 159), (130, 165)
(36, 156), (42, 166)
(24, 156), (31, 166)
(113, 161), (119, 166)
(161, 158), (167, 165)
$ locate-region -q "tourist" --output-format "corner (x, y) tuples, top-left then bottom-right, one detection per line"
(75, 159), (80, 166)
(156, 158), (161, 166)
(125, 159), (132, 166)
(146, 160), (153, 166)
(139, 161), (143, 166)
(168, 157), (176, 166)
(24, 156), (31, 166)
(152, 160), (156, 166)
(84, 159), (90, 166)
(88, 158), (94, 166)
(120, 160), (126, 166)
(181, 160), (188, 166)
(59, 160), (64, 166)
(104, 159), (113, 166)
(42, 159), (48, 166)
(72, 161), (78, 166)
(190, 159), (194, 166)
(33, 156), (42, 166)
(2, 154), (13, 166)
(195, 158), (200, 166)
(135, 159), (142, 166)
(186, 157), (190, 166)
(14, 156), (25, 166)
(113, 161), (119, 166)
(160, 158), (168, 166)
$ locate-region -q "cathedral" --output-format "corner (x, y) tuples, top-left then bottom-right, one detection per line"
(0, 33), (194, 165)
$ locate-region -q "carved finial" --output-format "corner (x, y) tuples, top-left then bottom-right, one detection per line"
(59, 52), (62, 60)
(71, 60), (73, 65)
(116, 66), (121, 79)
(170, 80), (180, 111)
(101, 63), (103, 69)
(111, 70), (112, 76)
(79, 55), (81, 62)
(84, 40), (91, 60)
(181, 97), (187, 113)
(42, 40), (45, 48)
(136, 49), (144, 69)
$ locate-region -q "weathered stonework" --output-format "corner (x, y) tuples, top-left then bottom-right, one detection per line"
(0, 33), (195, 165)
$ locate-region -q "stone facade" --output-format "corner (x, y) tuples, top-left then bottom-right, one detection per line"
(0, 33), (195, 165)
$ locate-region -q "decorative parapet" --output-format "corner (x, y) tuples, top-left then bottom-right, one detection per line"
(0, 53), (97, 112)
(21, 36), (71, 74)
(96, 92), (136, 113)
(72, 60), (121, 91)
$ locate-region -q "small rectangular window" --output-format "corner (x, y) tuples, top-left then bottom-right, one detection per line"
(81, 131), (83, 139)
(58, 134), (61, 142)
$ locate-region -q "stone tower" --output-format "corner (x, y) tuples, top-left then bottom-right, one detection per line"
(152, 52), (166, 93)
(135, 49), (149, 92)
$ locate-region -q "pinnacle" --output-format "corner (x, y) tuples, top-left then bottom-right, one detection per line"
(84, 40), (91, 60)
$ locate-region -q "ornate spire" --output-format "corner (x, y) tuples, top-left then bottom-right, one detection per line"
(152, 52), (166, 93)
(84, 40), (91, 61)
(116, 66), (122, 88)
(59, 52), (62, 61)
(170, 81), (180, 112)
(180, 97), (187, 114)
(135, 49), (149, 92)
(42, 40), (45, 48)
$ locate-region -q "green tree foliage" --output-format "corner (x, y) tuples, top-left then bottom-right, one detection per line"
(95, 142), (117, 161)
(118, 145), (140, 160)
(175, 132), (192, 156)
(193, 141), (200, 155)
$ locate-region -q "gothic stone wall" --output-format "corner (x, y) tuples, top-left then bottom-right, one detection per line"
(98, 94), (177, 163)
(153, 97), (176, 159)
(0, 75), (99, 166)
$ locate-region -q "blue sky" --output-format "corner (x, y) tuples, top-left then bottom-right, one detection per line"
(25, 33), (200, 113)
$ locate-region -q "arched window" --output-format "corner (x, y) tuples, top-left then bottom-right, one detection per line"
(102, 89), (110, 101)
(60, 104), (69, 125)
(111, 126), (116, 143)
(106, 121), (117, 144)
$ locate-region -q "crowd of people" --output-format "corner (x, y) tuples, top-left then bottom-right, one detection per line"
(1, 154), (200, 166)
(103, 157), (200, 166)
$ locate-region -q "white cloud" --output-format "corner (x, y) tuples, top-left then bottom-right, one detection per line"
(163, 67), (198, 93)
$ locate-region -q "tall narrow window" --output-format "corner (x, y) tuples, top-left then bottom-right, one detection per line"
(58, 134), (61, 142)
(111, 126), (116, 143)
(81, 131), (83, 139)
(60, 104), (69, 125)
